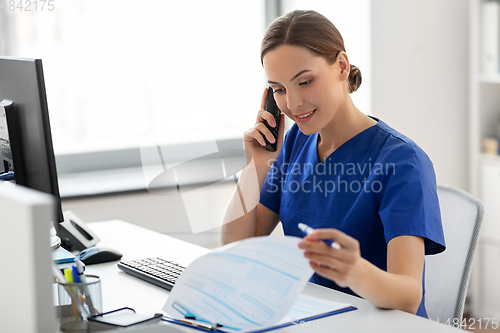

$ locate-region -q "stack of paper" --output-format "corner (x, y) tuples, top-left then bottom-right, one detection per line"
(163, 236), (355, 333)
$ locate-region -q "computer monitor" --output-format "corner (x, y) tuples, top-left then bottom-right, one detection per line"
(0, 57), (99, 250)
(0, 56), (64, 222)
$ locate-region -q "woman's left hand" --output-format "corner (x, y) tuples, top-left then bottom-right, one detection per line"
(298, 229), (364, 288)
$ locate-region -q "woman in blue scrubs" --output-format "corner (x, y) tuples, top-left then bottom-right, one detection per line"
(222, 10), (445, 317)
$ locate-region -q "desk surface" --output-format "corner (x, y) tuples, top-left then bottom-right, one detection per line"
(86, 220), (461, 332)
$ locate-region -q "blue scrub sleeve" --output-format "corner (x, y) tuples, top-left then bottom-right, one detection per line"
(378, 145), (446, 255)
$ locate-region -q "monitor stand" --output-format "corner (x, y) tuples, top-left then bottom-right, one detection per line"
(55, 211), (100, 251)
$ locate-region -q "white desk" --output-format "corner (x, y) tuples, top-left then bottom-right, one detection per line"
(85, 220), (461, 332)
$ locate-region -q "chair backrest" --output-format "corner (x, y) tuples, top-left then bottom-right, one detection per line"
(425, 185), (483, 323)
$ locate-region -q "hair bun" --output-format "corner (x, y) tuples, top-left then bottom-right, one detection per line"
(348, 64), (362, 93)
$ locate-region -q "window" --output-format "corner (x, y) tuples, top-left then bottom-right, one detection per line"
(3, 0), (265, 155)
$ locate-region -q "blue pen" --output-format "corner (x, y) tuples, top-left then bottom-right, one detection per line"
(72, 265), (80, 283)
(298, 223), (341, 250)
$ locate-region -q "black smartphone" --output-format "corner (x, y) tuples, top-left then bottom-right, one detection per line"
(263, 87), (281, 152)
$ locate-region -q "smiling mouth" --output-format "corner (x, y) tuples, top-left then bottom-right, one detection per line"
(297, 109), (316, 119)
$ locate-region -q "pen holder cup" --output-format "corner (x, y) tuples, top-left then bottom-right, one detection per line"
(57, 275), (103, 333)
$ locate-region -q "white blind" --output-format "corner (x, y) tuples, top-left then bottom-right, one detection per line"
(6, 0), (265, 155)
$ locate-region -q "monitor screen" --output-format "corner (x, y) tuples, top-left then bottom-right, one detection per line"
(0, 56), (64, 222)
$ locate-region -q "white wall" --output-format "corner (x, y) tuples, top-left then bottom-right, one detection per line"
(371, 0), (469, 190)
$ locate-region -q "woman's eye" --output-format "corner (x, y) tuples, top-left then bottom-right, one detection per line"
(273, 88), (285, 94)
(299, 80), (311, 86)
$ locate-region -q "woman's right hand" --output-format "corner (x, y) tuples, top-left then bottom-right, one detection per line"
(243, 88), (285, 170)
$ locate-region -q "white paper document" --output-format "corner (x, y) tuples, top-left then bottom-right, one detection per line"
(162, 236), (353, 332)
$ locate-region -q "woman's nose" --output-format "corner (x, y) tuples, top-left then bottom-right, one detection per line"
(286, 92), (303, 112)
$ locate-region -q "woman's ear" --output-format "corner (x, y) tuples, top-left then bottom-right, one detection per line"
(337, 52), (350, 82)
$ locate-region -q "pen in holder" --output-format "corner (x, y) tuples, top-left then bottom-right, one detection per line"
(56, 274), (102, 333)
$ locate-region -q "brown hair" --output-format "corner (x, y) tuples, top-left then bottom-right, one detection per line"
(261, 10), (362, 94)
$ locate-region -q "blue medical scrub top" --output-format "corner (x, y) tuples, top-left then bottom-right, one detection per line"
(260, 118), (446, 318)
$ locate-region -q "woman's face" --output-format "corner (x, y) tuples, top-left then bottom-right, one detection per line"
(263, 45), (348, 135)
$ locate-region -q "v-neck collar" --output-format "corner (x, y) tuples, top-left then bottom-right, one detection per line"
(314, 116), (380, 165)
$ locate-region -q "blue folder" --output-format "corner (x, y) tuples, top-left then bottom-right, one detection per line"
(52, 246), (75, 264)
(162, 305), (357, 332)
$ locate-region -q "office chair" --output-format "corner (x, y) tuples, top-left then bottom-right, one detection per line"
(425, 185), (484, 324)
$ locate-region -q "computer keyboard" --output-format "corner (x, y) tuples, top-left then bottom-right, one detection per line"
(117, 257), (186, 291)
